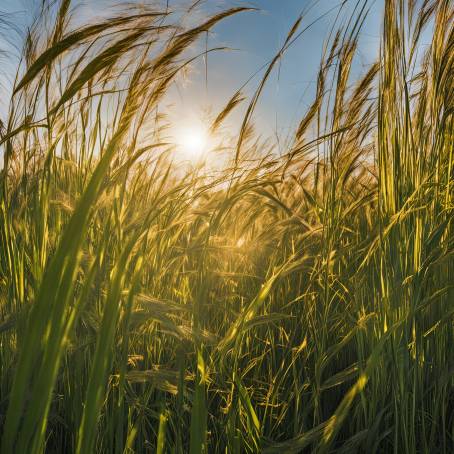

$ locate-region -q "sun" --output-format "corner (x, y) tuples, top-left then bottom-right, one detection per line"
(176, 122), (209, 159)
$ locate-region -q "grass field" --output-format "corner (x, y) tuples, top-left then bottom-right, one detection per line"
(0, 0), (453, 452)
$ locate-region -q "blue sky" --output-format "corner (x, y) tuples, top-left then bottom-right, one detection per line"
(174, 1), (383, 146)
(0, 0), (384, 149)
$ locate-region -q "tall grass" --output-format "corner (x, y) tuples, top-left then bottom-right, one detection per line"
(0, 0), (452, 452)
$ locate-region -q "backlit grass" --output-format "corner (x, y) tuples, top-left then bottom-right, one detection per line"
(0, 1), (453, 453)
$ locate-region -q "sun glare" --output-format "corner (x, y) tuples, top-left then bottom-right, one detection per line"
(177, 124), (208, 159)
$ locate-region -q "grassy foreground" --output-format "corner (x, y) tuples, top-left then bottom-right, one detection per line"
(0, 0), (453, 452)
